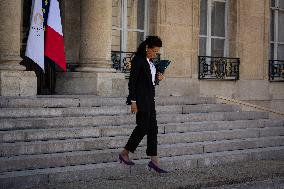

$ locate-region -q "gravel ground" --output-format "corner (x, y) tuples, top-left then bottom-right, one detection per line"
(25, 160), (284, 189)
(204, 177), (284, 189)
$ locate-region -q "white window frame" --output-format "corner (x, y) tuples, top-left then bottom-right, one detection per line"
(112, 0), (149, 53)
(270, 0), (284, 60)
(199, 0), (229, 57)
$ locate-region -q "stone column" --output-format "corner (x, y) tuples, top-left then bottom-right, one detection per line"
(77, 0), (114, 72)
(0, 0), (37, 96)
(55, 0), (127, 96)
(0, 0), (25, 70)
(63, 0), (80, 65)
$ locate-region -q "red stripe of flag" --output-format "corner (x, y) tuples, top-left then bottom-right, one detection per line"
(44, 25), (66, 71)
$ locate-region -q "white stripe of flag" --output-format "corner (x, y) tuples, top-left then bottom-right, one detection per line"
(25, 0), (44, 70)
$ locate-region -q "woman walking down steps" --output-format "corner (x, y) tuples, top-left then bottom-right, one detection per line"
(119, 36), (168, 174)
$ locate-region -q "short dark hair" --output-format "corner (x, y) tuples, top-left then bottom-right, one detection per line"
(136, 36), (162, 56)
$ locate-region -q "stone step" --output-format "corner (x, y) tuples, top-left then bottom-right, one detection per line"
(0, 111), (269, 131)
(182, 104), (241, 114)
(162, 119), (284, 134)
(1, 119), (283, 143)
(0, 104), (241, 118)
(1, 126), (283, 157)
(0, 136), (283, 173)
(0, 96), (216, 108)
(0, 146), (283, 189)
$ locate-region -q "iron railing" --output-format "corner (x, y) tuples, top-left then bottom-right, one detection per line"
(111, 51), (163, 73)
(66, 63), (79, 72)
(269, 60), (284, 81)
(198, 56), (240, 80)
(111, 51), (135, 72)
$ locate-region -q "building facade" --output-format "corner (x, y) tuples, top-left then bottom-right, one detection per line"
(0, 0), (283, 112)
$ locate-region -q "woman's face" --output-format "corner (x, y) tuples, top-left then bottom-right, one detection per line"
(146, 47), (160, 59)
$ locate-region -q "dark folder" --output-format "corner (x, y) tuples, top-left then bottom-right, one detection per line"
(154, 59), (171, 86)
(156, 60), (171, 73)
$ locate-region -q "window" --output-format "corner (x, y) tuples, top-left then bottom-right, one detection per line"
(112, 0), (148, 52)
(270, 0), (284, 60)
(199, 0), (228, 57)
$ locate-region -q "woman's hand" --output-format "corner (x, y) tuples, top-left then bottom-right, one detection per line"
(157, 72), (165, 81)
(131, 102), (138, 114)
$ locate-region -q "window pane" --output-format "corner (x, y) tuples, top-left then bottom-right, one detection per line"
(278, 44), (284, 60)
(199, 37), (206, 56)
(271, 0), (275, 7)
(127, 0), (145, 30)
(112, 30), (121, 51)
(137, 0), (145, 30)
(127, 31), (144, 52)
(112, 0), (121, 28)
(211, 38), (225, 57)
(278, 11), (284, 42)
(211, 1), (226, 37)
(270, 43), (274, 59)
(271, 10), (275, 41)
(279, 1), (284, 9)
(200, 0), (207, 35)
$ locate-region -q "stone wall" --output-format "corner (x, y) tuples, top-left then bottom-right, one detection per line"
(5, 0), (282, 107)
(150, 0), (283, 115)
(149, 0), (200, 96)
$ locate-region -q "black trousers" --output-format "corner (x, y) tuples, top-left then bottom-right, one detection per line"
(124, 100), (158, 156)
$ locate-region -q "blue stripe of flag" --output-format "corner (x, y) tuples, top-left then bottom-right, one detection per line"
(42, 0), (50, 28)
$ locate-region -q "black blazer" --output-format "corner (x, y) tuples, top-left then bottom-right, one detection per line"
(128, 55), (156, 112)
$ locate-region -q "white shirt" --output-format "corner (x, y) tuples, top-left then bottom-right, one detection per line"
(147, 58), (156, 86)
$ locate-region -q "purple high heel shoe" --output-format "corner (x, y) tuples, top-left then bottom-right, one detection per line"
(118, 154), (135, 166)
(148, 161), (168, 173)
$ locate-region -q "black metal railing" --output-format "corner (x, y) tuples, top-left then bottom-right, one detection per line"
(111, 51), (135, 72)
(198, 56), (240, 80)
(269, 60), (284, 81)
(66, 63), (79, 72)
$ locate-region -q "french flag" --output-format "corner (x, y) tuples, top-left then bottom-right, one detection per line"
(25, 0), (66, 71)
(45, 0), (66, 71)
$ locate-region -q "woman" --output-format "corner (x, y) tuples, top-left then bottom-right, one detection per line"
(119, 36), (168, 173)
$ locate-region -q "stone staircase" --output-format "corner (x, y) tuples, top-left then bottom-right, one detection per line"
(0, 95), (283, 188)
